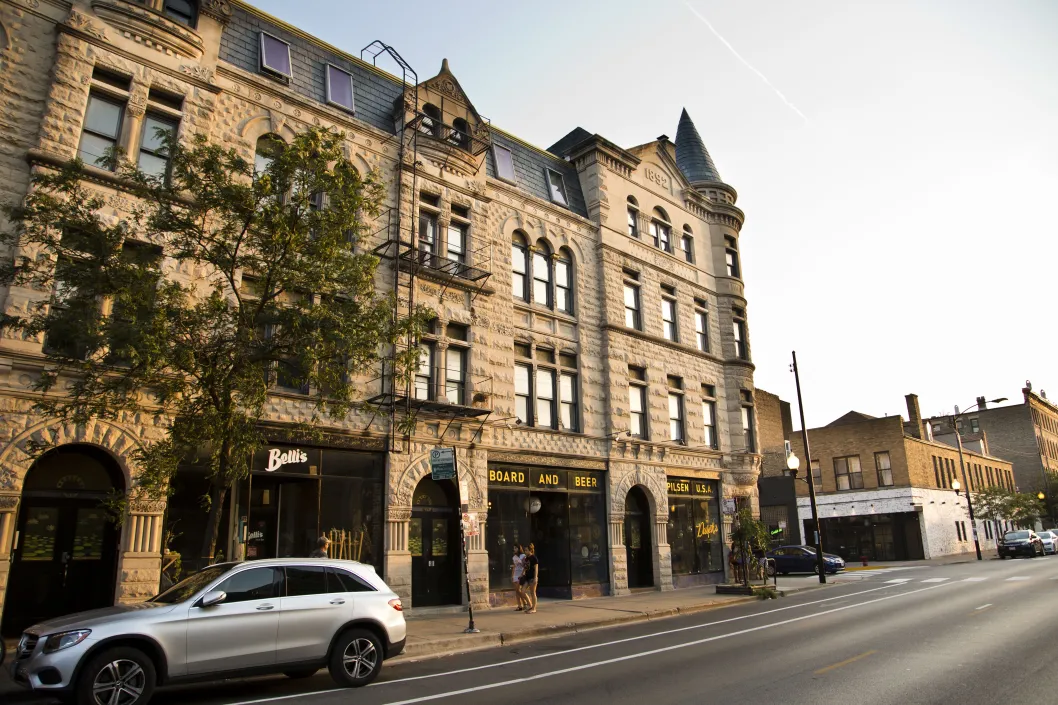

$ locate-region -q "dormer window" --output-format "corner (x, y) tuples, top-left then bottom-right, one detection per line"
(493, 144), (516, 182)
(449, 118), (470, 151)
(420, 104), (442, 138)
(259, 32), (292, 79)
(325, 64), (355, 112)
(545, 168), (569, 206)
(163, 0), (197, 27)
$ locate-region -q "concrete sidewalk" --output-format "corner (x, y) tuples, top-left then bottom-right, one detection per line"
(396, 582), (815, 661)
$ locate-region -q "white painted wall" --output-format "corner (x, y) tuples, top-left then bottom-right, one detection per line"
(796, 487), (990, 560)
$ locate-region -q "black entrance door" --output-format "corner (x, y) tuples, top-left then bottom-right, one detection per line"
(624, 487), (653, 588)
(410, 477), (459, 607)
(2, 446), (122, 637)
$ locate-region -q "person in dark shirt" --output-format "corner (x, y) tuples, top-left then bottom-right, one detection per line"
(309, 536), (330, 558)
(523, 543), (539, 614)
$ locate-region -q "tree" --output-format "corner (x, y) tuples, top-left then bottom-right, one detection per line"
(0, 127), (429, 564)
(1006, 492), (1045, 529)
(731, 506), (771, 586)
(973, 486), (1013, 547)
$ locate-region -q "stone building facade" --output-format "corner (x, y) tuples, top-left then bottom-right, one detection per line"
(790, 394), (1015, 561)
(925, 384), (1058, 496)
(0, 0), (760, 630)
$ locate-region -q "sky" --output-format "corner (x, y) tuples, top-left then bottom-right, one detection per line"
(251, 0), (1058, 428)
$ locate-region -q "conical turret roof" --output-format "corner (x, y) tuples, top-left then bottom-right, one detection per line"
(674, 108), (721, 184)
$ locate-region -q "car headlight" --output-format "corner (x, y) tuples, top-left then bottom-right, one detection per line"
(43, 630), (91, 654)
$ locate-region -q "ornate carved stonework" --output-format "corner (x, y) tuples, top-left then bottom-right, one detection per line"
(66, 10), (109, 41)
(487, 452), (605, 470)
(387, 508), (411, 522)
(91, 1), (205, 59)
(200, 0), (233, 22)
(129, 500), (166, 514)
(0, 495), (19, 510)
(179, 64), (216, 85)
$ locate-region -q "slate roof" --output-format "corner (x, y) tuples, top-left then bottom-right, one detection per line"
(486, 131), (588, 218)
(674, 108), (722, 183)
(547, 127), (593, 158)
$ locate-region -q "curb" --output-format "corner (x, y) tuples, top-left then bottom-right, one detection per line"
(396, 594), (768, 662)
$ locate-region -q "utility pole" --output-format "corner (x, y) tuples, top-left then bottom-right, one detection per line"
(792, 351), (826, 584)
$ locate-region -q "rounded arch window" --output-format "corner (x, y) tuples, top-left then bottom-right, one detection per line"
(652, 206), (670, 224)
(650, 207), (672, 252)
(511, 231), (529, 301)
(679, 225), (694, 263)
(555, 247), (574, 315)
(163, 0), (197, 27)
(450, 118), (471, 151)
(254, 133), (284, 175)
(420, 103), (442, 137)
(532, 241), (553, 308)
(626, 196), (640, 238)
(627, 195), (639, 207)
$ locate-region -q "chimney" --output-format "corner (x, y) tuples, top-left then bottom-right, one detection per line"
(905, 393), (923, 439)
(977, 396), (987, 410)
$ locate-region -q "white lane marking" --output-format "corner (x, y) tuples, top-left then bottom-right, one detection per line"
(962, 577), (987, 582)
(885, 579), (912, 583)
(372, 581), (962, 705)
(221, 583), (910, 705)
(976, 604), (992, 610)
(921, 578), (949, 583)
(1006, 576), (1031, 581)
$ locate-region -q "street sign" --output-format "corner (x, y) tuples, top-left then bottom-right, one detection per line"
(430, 447), (456, 481)
(722, 498), (737, 515)
(459, 479), (469, 512)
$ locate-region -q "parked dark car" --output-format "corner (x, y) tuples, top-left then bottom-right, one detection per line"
(766, 545), (846, 575)
(999, 530), (1044, 558)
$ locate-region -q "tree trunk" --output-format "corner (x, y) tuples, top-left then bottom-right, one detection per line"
(199, 481), (229, 566)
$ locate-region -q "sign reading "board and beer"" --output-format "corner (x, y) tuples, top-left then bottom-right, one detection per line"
(487, 467), (603, 491)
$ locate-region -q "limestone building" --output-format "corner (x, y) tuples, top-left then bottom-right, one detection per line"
(0, 0), (759, 630)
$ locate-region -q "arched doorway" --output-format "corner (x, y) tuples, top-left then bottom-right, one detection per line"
(624, 486), (654, 589)
(2, 445), (124, 635)
(410, 476), (460, 607)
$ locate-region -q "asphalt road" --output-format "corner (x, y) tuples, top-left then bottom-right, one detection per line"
(18, 556), (1058, 705)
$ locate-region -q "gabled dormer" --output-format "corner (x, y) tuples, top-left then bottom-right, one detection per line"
(396, 59), (491, 176)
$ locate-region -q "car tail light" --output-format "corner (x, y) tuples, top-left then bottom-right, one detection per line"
(388, 598), (403, 612)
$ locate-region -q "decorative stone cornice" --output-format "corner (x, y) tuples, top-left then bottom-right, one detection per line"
(0, 495), (19, 510)
(199, 0), (233, 22)
(90, 1), (205, 59)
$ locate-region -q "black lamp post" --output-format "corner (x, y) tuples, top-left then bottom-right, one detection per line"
(951, 397), (1008, 561)
(791, 351), (827, 584)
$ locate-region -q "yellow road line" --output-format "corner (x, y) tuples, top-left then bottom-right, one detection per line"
(814, 650), (878, 675)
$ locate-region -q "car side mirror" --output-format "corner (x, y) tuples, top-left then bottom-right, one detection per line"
(199, 590), (227, 608)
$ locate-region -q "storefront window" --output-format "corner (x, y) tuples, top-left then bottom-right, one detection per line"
(568, 492), (607, 585)
(666, 477), (722, 576)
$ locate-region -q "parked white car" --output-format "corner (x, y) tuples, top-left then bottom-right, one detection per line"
(9, 559), (406, 705)
(1037, 530), (1058, 554)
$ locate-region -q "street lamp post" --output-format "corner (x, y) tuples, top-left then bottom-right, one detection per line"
(791, 351), (827, 584)
(951, 397), (1008, 561)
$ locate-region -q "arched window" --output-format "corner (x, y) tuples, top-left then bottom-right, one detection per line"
(532, 242), (552, 308)
(680, 225), (694, 263)
(626, 196), (639, 238)
(163, 0), (197, 27)
(650, 207), (671, 252)
(449, 118), (470, 151)
(555, 248), (573, 315)
(511, 232), (529, 301)
(254, 133), (284, 175)
(420, 103), (442, 138)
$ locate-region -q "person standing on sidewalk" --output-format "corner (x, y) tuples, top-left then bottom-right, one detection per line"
(512, 544), (528, 610)
(524, 543), (539, 614)
(310, 536), (331, 558)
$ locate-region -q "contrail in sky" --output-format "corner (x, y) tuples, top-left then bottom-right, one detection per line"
(684, 2), (809, 123)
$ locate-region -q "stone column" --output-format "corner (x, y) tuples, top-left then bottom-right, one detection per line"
(122, 81), (150, 168)
(654, 516), (674, 591)
(117, 499), (165, 604)
(384, 507), (412, 604)
(609, 517), (628, 595)
(0, 494), (20, 619)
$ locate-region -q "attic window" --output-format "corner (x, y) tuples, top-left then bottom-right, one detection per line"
(545, 168), (569, 206)
(493, 145), (516, 182)
(260, 32), (292, 79)
(325, 64), (355, 112)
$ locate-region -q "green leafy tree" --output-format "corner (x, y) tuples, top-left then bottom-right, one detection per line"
(973, 486), (1013, 547)
(0, 127), (429, 564)
(731, 507), (771, 586)
(1006, 492), (1045, 529)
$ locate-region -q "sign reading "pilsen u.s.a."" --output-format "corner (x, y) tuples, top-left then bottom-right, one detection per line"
(667, 477), (718, 497)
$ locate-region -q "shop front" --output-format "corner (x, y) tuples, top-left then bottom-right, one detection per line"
(809, 512), (924, 562)
(486, 464), (609, 603)
(666, 476), (725, 588)
(167, 443), (385, 575)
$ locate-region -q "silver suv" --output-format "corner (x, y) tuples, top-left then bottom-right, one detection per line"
(9, 559), (406, 705)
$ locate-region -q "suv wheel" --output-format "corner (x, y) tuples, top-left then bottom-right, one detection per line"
(328, 628), (383, 687)
(77, 646), (156, 705)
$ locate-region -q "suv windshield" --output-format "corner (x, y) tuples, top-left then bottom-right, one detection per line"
(149, 563), (236, 604)
(1004, 531), (1031, 540)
